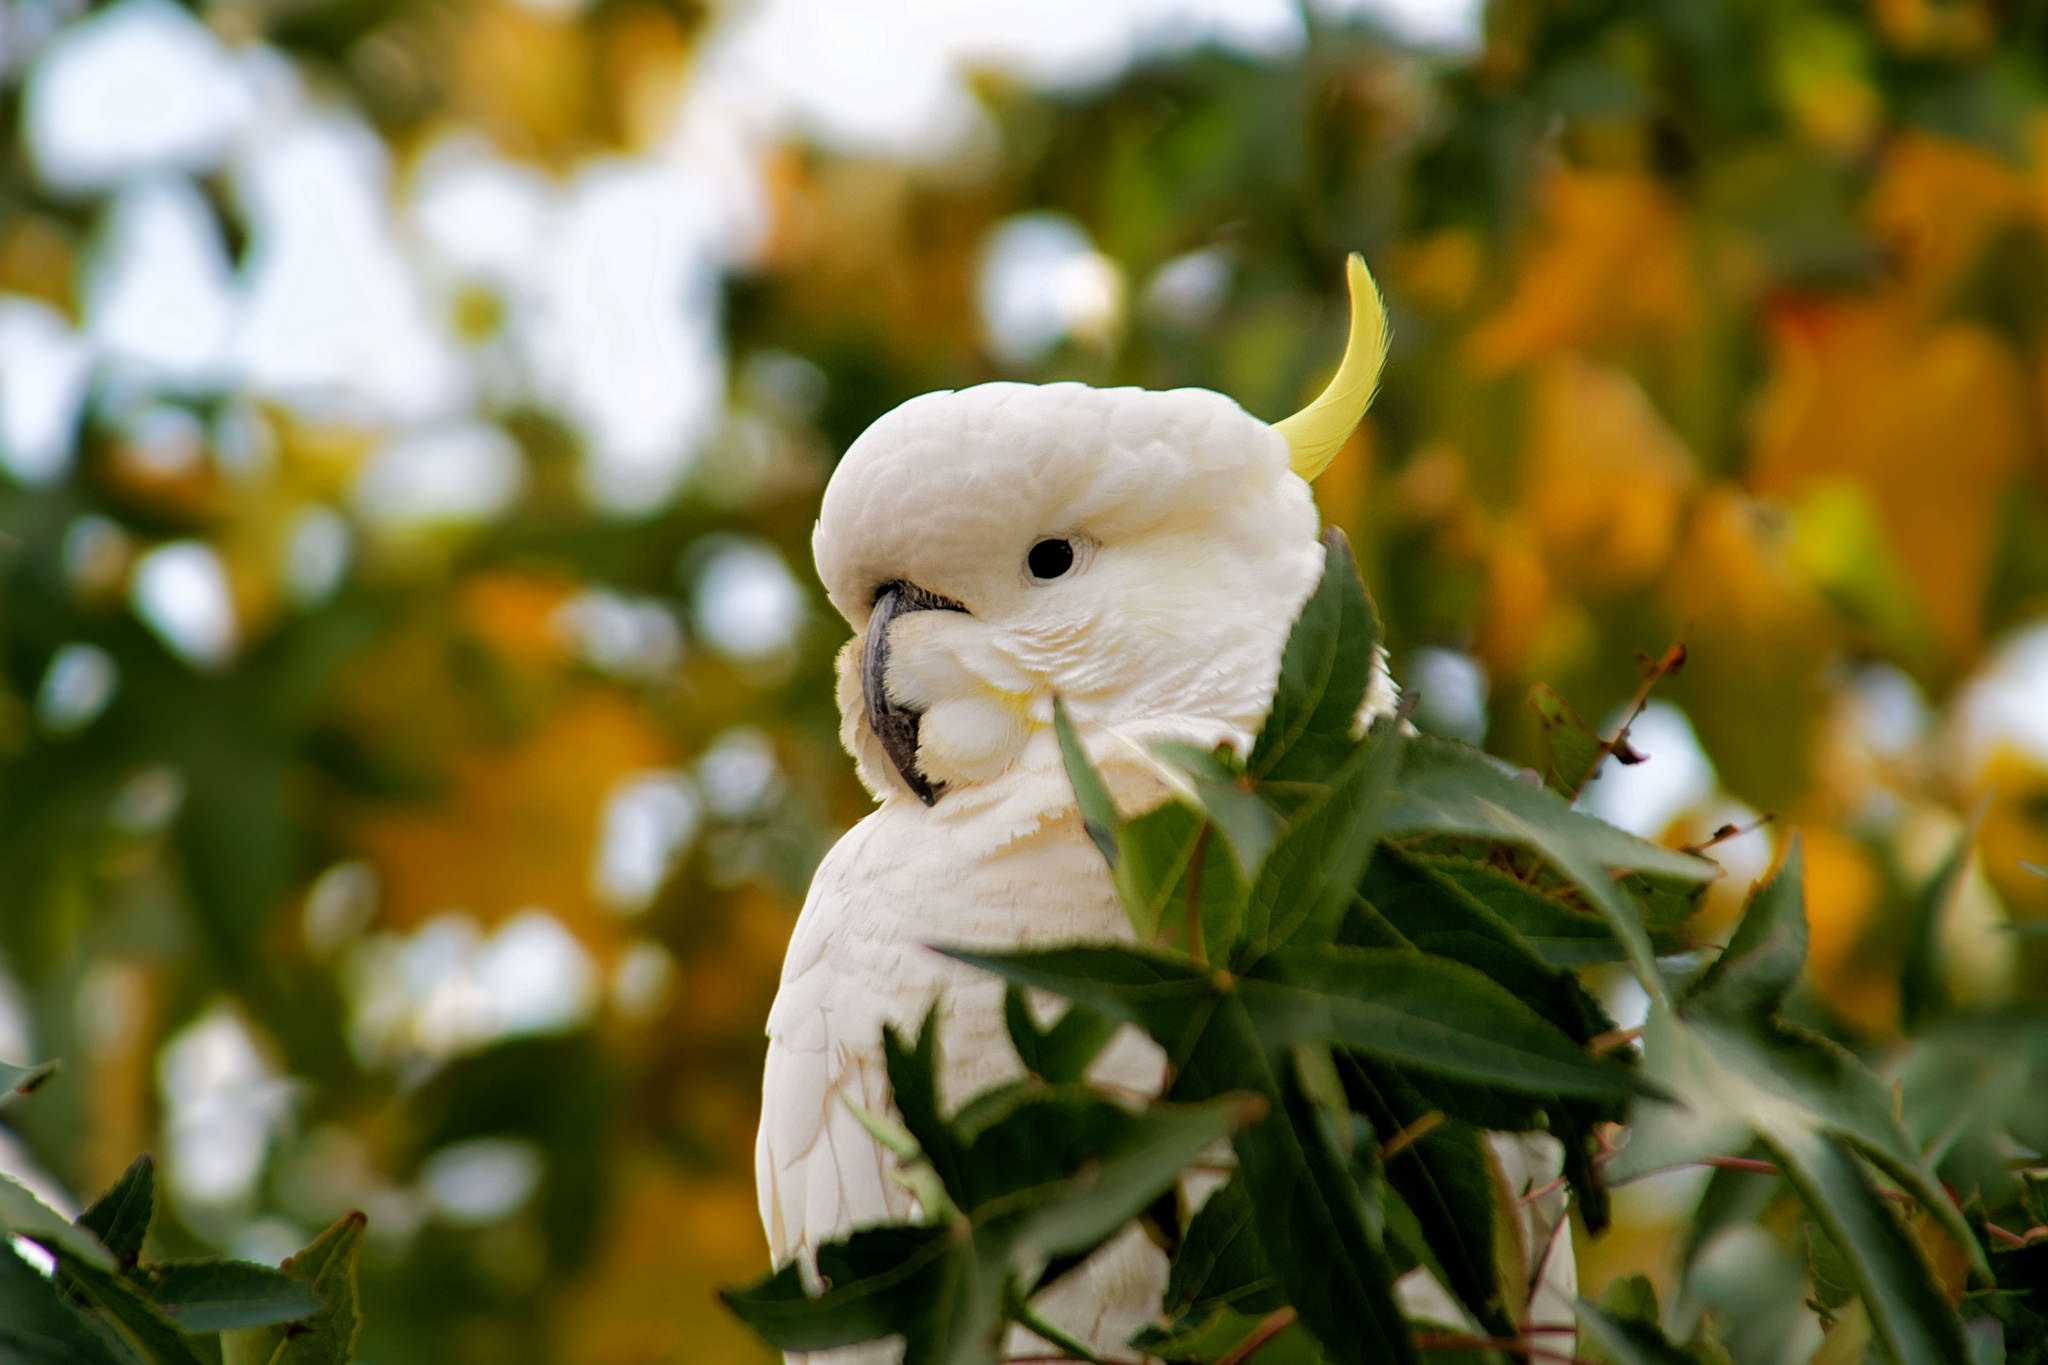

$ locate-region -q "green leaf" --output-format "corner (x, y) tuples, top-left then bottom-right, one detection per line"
(1249, 528), (1381, 784)
(1809, 1224), (1859, 1312)
(1764, 1126), (1965, 1365)
(1111, 799), (1244, 953)
(720, 1224), (961, 1355)
(1682, 837), (1808, 1019)
(940, 944), (1220, 1068)
(1900, 814), (1983, 1033)
(1197, 1010), (1415, 1365)
(1530, 683), (1606, 799)
(52, 1248), (210, 1365)
(1237, 723), (1405, 958)
(1340, 1057), (1509, 1338)
(1578, 1296), (1697, 1365)
(1238, 946), (1644, 1103)
(995, 1093), (1257, 1263)
(223, 1213), (364, 1365)
(0, 1241), (134, 1365)
(1134, 1305), (1322, 1365)
(1001, 986), (1117, 1086)
(78, 1157), (154, 1269)
(146, 1261), (327, 1333)
(1152, 742), (1279, 882)
(1054, 697), (1120, 869)
(1, 1172), (117, 1270)
(1163, 1177), (1281, 1320)
(723, 1090), (1251, 1363)
(882, 1006), (972, 1204)
(1416, 857), (1697, 968)
(1385, 736), (1713, 998)
(1365, 848), (1617, 1050)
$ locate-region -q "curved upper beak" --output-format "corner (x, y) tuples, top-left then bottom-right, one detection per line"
(862, 581), (967, 807)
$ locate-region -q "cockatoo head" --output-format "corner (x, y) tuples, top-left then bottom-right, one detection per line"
(813, 256), (1388, 807)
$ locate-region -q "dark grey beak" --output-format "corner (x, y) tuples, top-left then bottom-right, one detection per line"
(862, 581), (967, 807)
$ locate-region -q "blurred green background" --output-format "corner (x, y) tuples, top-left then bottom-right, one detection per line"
(3, 0), (2048, 1360)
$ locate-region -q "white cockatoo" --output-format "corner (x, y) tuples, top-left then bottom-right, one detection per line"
(756, 257), (1573, 1359)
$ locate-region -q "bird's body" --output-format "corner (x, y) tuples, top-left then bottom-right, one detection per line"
(754, 260), (1573, 1361)
(756, 379), (1329, 1358)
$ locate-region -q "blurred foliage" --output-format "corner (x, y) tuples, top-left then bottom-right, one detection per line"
(1, 0), (2047, 1361)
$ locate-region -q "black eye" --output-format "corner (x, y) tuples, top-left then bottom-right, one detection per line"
(1026, 538), (1075, 581)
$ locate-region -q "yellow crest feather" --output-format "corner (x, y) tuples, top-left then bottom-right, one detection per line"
(1275, 253), (1389, 481)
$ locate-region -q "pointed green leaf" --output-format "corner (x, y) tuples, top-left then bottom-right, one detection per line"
(1239, 946), (1645, 1103)
(78, 1157), (154, 1269)
(1001, 1094), (1257, 1262)
(146, 1260), (327, 1333)
(1340, 1056), (1509, 1338)
(0, 1241), (134, 1365)
(1054, 698), (1120, 869)
(1386, 737), (1711, 998)
(1900, 815), (1983, 1033)
(1164, 1177), (1281, 1319)
(1152, 742), (1279, 882)
(1366, 848), (1617, 1048)
(1763, 1127), (1966, 1365)
(1578, 1295), (1698, 1365)
(52, 1248), (210, 1365)
(1239, 722), (1405, 957)
(1249, 528), (1381, 784)
(719, 1225), (961, 1354)
(882, 1008), (954, 1179)
(1001, 987), (1117, 1086)
(1531, 683), (1607, 799)
(1416, 856), (1697, 968)
(939, 944), (1220, 1068)
(1185, 1002), (1416, 1365)
(224, 1213), (364, 1365)
(1683, 837), (1808, 1019)
(1111, 799), (1245, 951)
(1, 1172), (116, 1270)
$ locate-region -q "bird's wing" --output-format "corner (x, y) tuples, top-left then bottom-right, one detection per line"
(755, 826), (916, 1269)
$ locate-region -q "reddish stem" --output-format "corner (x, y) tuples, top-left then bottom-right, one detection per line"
(1216, 1308), (1297, 1365)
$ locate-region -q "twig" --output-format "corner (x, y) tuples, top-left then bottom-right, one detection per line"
(1588, 1026), (1644, 1055)
(1986, 1223), (2029, 1249)
(1682, 812), (1775, 857)
(1216, 1308), (1297, 1365)
(1517, 1174), (1567, 1207)
(1380, 1109), (1446, 1164)
(1565, 637), (1688, 804)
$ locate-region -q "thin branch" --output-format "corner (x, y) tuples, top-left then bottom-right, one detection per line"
(1682, 812), (1775, 857)
(1587, 1026), (1644, 1055)
(1565, 637), (1688, 805)
(1216, 1308), (1297, 1365)
(1380, 1109), (1446, 1163)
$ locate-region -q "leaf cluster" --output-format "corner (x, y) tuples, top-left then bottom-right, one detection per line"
(721, 528), (2048, 1364)
(0, 1078), (364, 1365)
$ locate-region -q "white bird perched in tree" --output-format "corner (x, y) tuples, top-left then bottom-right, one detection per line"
(756, 256), (1573, 1360)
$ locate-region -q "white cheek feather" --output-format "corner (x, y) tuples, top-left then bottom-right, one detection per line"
(918, 695), (1031, 786)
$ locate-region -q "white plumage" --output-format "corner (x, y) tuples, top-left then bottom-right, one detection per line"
(757, 272), (1574, 1360)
